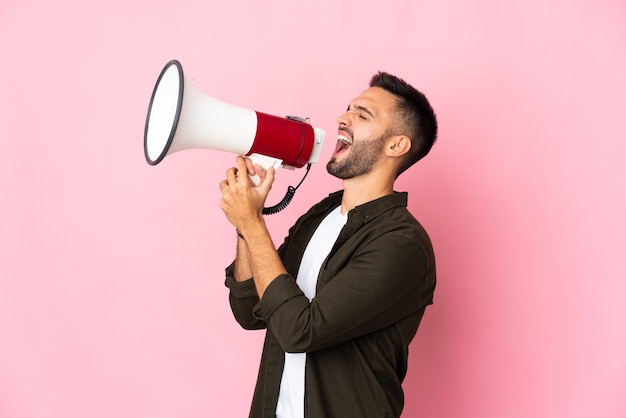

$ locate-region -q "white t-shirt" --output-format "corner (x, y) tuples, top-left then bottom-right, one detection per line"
(275, 206), (347, 418)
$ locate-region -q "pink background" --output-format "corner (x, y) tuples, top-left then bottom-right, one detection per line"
(1, 0), (625, 417)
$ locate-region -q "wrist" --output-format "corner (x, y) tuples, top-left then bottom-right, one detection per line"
(235, 215), (266, 242)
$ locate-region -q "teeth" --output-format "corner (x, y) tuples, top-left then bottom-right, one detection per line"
(338, 134), (352, 145)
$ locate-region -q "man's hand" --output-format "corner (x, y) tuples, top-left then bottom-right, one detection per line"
(219, 156), (286, 298)
(219, 155), (275, 231)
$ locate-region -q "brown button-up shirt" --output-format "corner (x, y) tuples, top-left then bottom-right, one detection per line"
(225, 190), (436, 418)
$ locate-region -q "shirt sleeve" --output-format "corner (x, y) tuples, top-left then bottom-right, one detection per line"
(252, 233), (434, 353)
(224, 261), (267, 330)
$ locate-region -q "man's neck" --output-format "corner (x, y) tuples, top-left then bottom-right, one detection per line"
(339, 172), (395, 215)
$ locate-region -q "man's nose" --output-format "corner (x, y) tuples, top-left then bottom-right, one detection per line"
(336, 110), (353, 127)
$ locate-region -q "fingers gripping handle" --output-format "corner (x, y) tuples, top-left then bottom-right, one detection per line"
(247, 153), (282, 185)
(246, 153), (310, 215)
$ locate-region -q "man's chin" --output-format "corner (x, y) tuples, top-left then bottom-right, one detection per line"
(326, 160), (350, 179)
(326, 160), (339, 177)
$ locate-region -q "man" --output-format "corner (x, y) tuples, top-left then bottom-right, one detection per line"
(219, 72), (438, 418)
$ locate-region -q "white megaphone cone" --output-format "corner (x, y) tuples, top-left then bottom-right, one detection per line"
(144, 60), (326, 213)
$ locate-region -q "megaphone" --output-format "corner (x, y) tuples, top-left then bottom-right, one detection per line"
(144, 59), (326, 214)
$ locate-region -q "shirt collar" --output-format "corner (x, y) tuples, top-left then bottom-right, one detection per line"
(350, 191), (408, 223)
(319, 190), (408, 224)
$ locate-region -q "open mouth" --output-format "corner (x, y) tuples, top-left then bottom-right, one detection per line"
(334, 133), (353, 155)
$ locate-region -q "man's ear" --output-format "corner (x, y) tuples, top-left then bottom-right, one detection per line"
(386, 135), (411, 157)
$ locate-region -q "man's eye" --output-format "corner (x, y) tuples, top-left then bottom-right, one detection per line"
(359, 114), (367, 120)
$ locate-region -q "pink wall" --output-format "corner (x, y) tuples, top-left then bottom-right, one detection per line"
(1, 0), (625, 417)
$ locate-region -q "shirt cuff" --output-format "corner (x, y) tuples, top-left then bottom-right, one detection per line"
(252, 274), (302, 320)
(224, 261), (257, 299)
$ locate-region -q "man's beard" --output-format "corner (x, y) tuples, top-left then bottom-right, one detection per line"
(326, 133), (387, 179)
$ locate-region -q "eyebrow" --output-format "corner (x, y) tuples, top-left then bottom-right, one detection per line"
(347, 104), (375, 118)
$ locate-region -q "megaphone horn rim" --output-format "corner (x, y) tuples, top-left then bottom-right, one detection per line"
(143, 59), (185, 165)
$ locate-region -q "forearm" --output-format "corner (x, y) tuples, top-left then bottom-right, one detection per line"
(233, 234), (253, 282)
(238, 216), (287, 299)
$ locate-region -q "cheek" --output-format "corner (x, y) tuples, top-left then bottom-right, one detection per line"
(354, 125), (378, 142)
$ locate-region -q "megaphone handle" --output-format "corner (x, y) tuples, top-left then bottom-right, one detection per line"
(247, 153), (282, 185)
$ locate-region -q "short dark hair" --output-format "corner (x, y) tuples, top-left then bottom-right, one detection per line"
(369, 72), (438, 175)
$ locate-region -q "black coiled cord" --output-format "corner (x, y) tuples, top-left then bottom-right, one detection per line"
(262, 163), (312, 215)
